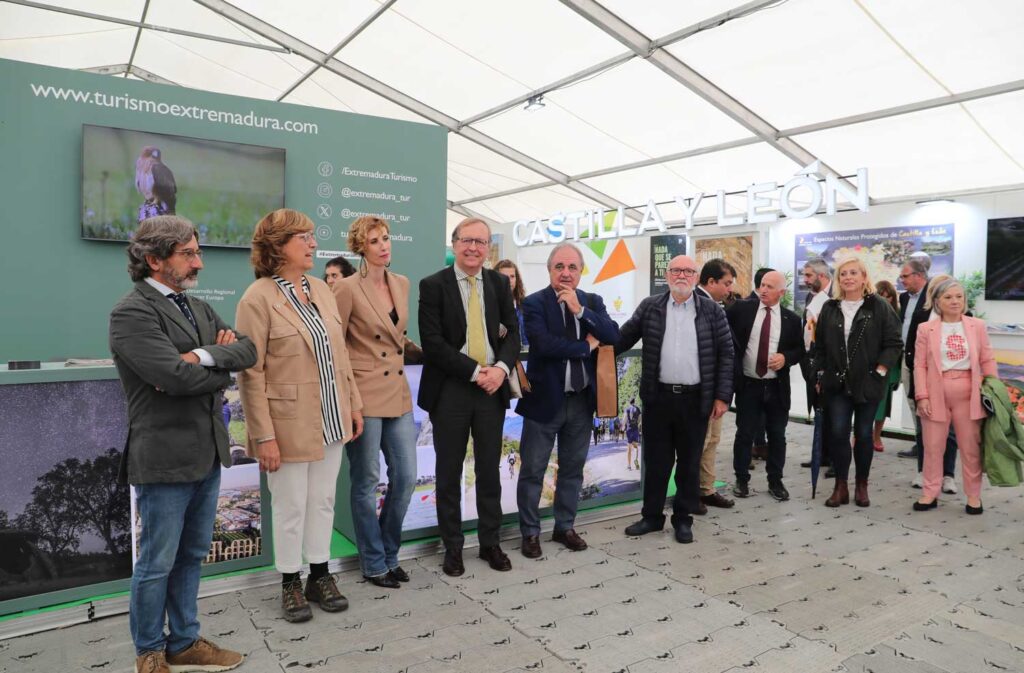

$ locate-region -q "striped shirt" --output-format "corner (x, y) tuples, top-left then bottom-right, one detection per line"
(272, 275), (344, 444)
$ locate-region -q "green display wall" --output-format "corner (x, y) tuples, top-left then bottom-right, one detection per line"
(0, 58), (447, 361)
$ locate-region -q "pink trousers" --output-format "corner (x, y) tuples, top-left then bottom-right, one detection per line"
(921, 370), (982, 500)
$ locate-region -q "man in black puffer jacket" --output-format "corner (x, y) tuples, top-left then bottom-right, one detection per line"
(615, 255), (734, 544)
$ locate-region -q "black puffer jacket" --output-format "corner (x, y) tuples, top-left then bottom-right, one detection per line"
(615, 291), (734, 415)
(809, 293), (903, 404)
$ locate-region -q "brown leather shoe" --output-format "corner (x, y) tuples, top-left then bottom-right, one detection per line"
(442, 547), (464, 577)
(479, 545), (512, 571)
(825, 479), (849, 508)
(281, 577), (313, 623)
(694, 501), (708, 515)
(521, 535), (542, 558)
(166, 637), (243, 673)
(701, 492), (735, 509)
(854, 478), (870, 507)
(135, 650), (169, 673)
(305, 574), (349, 612)
(551, 529), (587, 551)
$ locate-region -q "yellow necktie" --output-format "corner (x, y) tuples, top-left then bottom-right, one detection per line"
(467, 275), (487, 366)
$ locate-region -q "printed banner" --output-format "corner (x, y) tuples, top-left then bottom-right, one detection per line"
(693, 235), (754, 297)
(793, 225), (955, 313)
(650, 234), (688, 295)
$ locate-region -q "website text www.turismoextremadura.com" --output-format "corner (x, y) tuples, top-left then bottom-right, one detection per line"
(30, 83), (319, 135)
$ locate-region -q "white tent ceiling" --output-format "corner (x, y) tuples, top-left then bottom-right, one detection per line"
(3, 0), (1024, 229)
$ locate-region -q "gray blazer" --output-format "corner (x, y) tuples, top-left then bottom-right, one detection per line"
(109, 280), (257, 485)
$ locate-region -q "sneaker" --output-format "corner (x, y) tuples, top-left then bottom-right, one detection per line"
(942, 476), (958, 494)
(911, 474), (923, 489)
(305, 574), (349, 612)
(281, 577), (313, 623)
(732, 480), (750, 498)
(136, 651), (169, 673)
(166, 637), (243, 673)
(767, 481), (790, 502)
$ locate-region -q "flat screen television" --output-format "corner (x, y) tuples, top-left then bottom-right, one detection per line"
(81, 124), (286, 248)
(985, 217), (1024, 300)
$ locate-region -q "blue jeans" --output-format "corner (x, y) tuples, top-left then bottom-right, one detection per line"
(825, 392), (877, 481)
(346, 413), (417, 577)
(517, 393), (592, 537)
(130, 460), (220, 656)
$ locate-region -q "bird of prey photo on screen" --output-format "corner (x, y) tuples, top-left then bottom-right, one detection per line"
(135, 145), (177, 223)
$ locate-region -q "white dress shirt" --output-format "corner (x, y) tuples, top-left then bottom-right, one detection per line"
(803, 282), (830, 350)
(743, 302), (782, 379)
(659, 293), (701, 385)
(453, 265), (509, 381)
(902, 289), (922, 344)
(144, 277), (213, 366)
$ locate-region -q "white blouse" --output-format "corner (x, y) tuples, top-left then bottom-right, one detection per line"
(840, 299), (864, 340)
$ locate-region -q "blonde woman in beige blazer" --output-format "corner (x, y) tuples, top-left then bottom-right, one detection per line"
(236, 209), (363, 623)
(334, 215), (422, 589)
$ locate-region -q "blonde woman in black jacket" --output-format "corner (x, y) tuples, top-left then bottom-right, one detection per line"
(810, 257), (902, 508)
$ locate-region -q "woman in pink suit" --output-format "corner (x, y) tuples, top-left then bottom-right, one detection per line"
(913, 277), (997, 514)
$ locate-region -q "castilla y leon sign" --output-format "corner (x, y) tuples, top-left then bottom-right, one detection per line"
(513, 163), (869, 247)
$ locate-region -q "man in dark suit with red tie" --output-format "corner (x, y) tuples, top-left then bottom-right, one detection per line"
(418, 217), (520, 577)
(727, 270), (805, 501)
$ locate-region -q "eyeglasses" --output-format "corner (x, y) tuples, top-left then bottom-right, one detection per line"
(552, 263), (581, 273)
(898, 272), (918, 280)
(294, 232), (316, 244)
(667, 267), (697, 276)
(456, 237), (490, 248)
(173, 249), (203, 261)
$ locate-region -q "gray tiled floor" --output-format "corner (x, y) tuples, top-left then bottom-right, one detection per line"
(4, 417), (1024, 673)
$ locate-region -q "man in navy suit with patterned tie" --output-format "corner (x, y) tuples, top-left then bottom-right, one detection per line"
(515, 243), (620, 559)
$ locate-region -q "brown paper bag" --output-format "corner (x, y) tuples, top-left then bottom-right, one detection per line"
(595, 345), (618, 418)
(515, 360), (531, 394)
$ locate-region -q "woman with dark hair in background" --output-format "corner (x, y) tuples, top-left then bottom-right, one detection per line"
(236, 209), (364, 623)
(334, 215), (422, 588)
(324, 255), (356, 288)
(871, 280), (902, 452)
(810, 257), (902, 508)
(494, 259), (528, 348)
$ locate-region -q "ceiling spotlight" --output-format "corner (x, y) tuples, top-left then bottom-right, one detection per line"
(915, 198), (955, 205)
(524, 94), (545, 111)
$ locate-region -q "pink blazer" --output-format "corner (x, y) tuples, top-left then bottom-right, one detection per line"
(913, 315), (997, 422)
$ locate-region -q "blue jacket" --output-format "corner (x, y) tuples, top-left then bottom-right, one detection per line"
(515, 286), (620, 423)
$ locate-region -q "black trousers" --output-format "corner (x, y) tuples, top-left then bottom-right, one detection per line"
(430, 377), (506, 549)
(640, 387), (707, 527)
(733, 378), (789, 484)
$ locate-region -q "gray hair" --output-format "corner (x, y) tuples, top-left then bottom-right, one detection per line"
(546, 242), (584, 270)
(803, 257), (831, 279)
(908, 251), (932, 271)
(903, 258), (929, 278)
(127, 216), (199, 281)
(927, 277), (964, 316)
(451, 216), (491, 244)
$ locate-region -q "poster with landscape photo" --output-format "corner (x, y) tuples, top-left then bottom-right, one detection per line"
(0, 380), (132, 608)
(993, 349), (1024, 423)
(694, 235), (754, 297)
(793, 224), (954, 313)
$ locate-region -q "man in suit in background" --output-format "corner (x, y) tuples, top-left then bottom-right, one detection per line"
(418, 217), (520, 576)
(615, 255), (734, 543)
(516, 243), (620, 558)
(898, 256), (958, 491)
(693, 259), (737, 514)
(799, 258), (832, 472)
(728, 271), (805, 501)
(109, 216), (256, 673)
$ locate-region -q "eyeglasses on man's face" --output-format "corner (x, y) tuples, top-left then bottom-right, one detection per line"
(173, 249), (203, 261)
(667, 267), (697, 277)
(456, 237), (490, 248)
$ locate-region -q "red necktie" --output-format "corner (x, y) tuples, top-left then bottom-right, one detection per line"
(756, 306), (771, 377)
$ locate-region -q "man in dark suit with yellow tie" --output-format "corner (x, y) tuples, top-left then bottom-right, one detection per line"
(418, 217), (520, 577)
